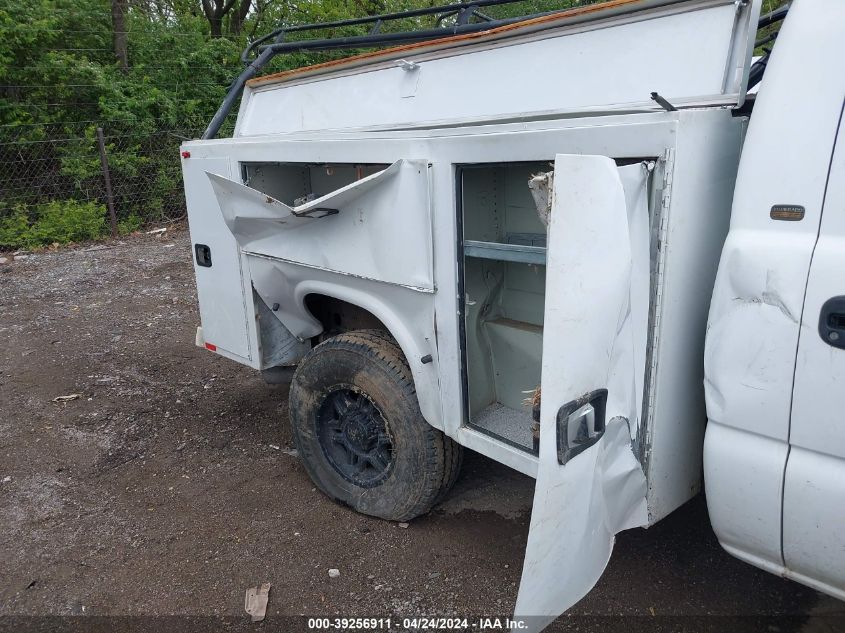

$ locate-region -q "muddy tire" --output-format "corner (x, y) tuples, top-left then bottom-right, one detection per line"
(288, 329), (462, 521)
(434, 434), (464, 505)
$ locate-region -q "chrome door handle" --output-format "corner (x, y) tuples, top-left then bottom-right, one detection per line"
(556, 390), (607, 465)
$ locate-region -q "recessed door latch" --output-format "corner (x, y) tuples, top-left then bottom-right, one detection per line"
(195, 243), (212, 268)
(556, 389), (607, 465)
(820, 296), (845, 350)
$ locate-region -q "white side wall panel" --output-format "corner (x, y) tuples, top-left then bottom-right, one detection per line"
(239, 0), (759, 136)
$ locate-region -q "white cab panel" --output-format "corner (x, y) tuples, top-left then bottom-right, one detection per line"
(705, 0), (845, 594)
(782, 448), (845, 600)
(784, 93), (845, 596)
(703, 422), (787, 567)
(705, 0), (844, 440)
(788, 101), (845, 459)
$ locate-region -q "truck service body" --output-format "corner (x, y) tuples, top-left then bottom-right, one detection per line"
(180, 0), (845, 628)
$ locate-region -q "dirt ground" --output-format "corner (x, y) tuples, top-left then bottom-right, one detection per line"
(1, 231), (843, 633)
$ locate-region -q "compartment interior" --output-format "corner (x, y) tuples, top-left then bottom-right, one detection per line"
(241, 162), (389, 205)
(460, 162), (550, 454)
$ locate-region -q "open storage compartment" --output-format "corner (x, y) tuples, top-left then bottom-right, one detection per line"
(459, 162), (550, 454)
(240, 162), (389, 205)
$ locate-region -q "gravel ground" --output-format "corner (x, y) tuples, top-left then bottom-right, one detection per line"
(0, 231), (842, 633)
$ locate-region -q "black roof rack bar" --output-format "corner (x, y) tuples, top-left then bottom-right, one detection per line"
(240, 0), (533, 64)
(757, 3), (789, 29)
(204, 0), (561, 139)
(747, 3), (789, 91)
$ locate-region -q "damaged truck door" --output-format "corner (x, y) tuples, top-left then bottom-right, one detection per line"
(515, 156), (651, 629)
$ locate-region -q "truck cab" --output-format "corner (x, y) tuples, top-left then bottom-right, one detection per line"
(704, 0), (845, 602)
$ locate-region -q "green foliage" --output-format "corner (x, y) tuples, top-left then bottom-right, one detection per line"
(0, 200), (107, 248)
(118, 213), (143, 235)
(0, 206), (34, 250)
(33, 200), (107, 245)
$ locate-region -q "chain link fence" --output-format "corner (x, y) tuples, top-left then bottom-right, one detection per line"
(0, 121), (205, 248)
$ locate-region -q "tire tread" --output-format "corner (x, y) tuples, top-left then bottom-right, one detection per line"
(290, 329), (459, 521)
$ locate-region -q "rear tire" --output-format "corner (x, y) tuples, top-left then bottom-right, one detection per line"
(288, 329), (461, 521)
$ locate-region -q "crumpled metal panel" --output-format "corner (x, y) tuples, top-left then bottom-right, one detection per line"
(514, 156), (649, 631)
(516, 418), (647, 632)
(246, 254), (444, 429)
(253, 290), (310, 368)
(208, 159), (434, 292)
(208, 160), (402, 233)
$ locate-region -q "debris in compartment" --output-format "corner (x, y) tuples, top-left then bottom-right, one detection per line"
(522, 386), (541, 409)
(524, 387), (541, 453)
(293, 193), (318, 207)
(527, 170), (554, 228)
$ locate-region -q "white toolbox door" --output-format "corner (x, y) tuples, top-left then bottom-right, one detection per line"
(514, 156), (650, 631)
(183, 156), (252, 360)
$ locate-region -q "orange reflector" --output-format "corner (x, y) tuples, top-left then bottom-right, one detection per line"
(770, 204), (805, 221)
(205, 342), (217, 351)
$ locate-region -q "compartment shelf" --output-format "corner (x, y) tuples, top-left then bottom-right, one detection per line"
(464, 240), (547, 265)
(486, 316), (543, 335)
(471, 402), (536, 452)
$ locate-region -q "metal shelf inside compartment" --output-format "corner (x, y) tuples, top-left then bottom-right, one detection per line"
(463, 234), (547, 265)
(470, 402), (536, 453)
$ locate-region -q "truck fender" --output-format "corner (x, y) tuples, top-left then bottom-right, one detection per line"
(248, 255), (444, 431)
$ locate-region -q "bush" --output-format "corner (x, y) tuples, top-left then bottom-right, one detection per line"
(118, 213), (143, 235)
(0, 205), (33, 250)
(33, 200), (107, 245)
(0, 200), (107, 250)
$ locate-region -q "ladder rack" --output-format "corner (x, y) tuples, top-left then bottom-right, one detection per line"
(203, 0), (604, 139)
(202, 0), (789, 140)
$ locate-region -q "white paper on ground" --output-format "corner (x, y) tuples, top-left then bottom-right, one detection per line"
(244, 582), (271, 622)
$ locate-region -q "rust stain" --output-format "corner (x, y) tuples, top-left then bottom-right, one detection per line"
(246, 0), (646, 88)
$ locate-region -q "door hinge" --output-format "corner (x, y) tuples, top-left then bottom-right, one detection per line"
(660, 148), (674, 210)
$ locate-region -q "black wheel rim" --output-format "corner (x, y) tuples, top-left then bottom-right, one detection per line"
(316, 387), (394, 488)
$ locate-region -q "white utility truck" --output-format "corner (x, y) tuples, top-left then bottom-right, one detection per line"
(180, 0), (844, 628)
